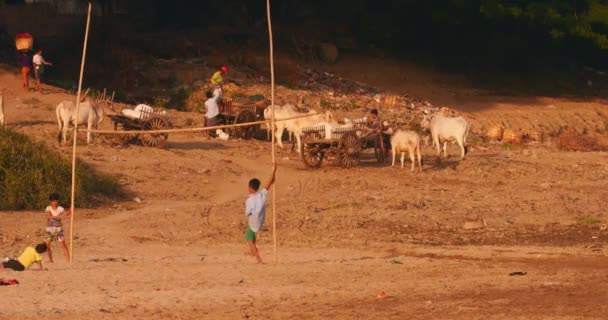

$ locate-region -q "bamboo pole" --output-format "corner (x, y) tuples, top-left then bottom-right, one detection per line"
(85, 112), (320, 135)
(0, 94), (4, 126)
(69, 2), (92, 264)
(266, 0), (278, 264)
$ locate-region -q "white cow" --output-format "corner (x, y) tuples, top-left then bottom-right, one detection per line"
(264, 104), (299, 141)
(56, 99), (104, 144)
(269, 106), (333, 153)
(421, 113), (469, 159)
(390, 130), (422, 172)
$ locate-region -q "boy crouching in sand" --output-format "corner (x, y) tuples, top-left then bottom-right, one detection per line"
(1, 243), (47, 271)
(245, 165), (277, 264)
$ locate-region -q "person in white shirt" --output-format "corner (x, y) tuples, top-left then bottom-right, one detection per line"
(204, 87), (222, 138)
(32, 50), (52, 93)
(244, 165), (277, 264)
(45, 193), (70, 263)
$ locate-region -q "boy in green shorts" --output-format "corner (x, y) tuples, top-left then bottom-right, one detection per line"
(245, 165), (277, 264)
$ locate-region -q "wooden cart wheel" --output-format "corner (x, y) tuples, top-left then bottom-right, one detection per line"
(338, 132), (362, 168)
(142, 117), (170, 147)
(233, 110), (257, 139)
(300, 142), (324, 168)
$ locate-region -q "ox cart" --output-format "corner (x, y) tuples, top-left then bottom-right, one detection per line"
(107, 108), (173, 147)
(300, 119), (388, 168)
(217, 97), (267, 139)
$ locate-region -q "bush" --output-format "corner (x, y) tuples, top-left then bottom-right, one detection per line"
(0, 127), (123, 210)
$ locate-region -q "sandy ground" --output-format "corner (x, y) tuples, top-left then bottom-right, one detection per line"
(1, 62), (608, 319)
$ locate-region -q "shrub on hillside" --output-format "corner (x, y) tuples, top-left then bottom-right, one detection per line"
(0, 127), (123, 210)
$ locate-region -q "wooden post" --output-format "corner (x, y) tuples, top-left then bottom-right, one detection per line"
(267, 0), (278, 264)
(69, 2), (92, 264)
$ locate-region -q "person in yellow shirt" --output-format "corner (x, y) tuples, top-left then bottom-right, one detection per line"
(1, 243), (47, 271)
(210, 66), (228, 86)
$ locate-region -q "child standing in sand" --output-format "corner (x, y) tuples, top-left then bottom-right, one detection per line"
(45, 193), (70, 263)
(245, 165), (277, 264)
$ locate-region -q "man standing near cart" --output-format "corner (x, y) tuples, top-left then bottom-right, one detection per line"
(204, 89), (221, 138)
(367, 108), (391, 159)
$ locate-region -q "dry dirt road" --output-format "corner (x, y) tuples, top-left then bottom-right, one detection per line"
(1, 65), (607, 319)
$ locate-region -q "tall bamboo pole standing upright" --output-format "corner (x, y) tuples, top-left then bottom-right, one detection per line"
(266, 0), (278, 264)
(69, 2), (92, 264)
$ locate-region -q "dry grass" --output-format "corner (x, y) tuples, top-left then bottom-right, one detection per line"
(556, 128), (608, 152)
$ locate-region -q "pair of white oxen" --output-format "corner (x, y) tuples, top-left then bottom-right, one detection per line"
(389, 114), (469, 172)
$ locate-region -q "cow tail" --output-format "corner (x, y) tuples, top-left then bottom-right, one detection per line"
(464, 123), (470, 155)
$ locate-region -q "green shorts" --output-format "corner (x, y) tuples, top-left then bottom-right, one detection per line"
(246, 225), (256, 241)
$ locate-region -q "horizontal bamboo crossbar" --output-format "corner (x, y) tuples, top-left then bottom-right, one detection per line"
(86, 112), (321, 135)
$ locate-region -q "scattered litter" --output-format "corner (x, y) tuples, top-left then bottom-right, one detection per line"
(216, 129), (229, 141)
(388, 259), (403, 265)
(0, 278), (19, 286)
(89, 258), (128, 263)
(509, 271), (527, 276)
(600, 224), (607, 231)
(54, 309), (63, 314)
(376, 291), (387, 299)
(133, 197), (142, 203)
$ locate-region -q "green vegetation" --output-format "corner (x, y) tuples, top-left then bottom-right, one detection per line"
(324, 0), (608, 75)
(0, 127), (123, 210)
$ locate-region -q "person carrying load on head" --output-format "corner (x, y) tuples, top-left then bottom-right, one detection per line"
(15, 33), (34, 90)
(17, 51), (32, 90)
